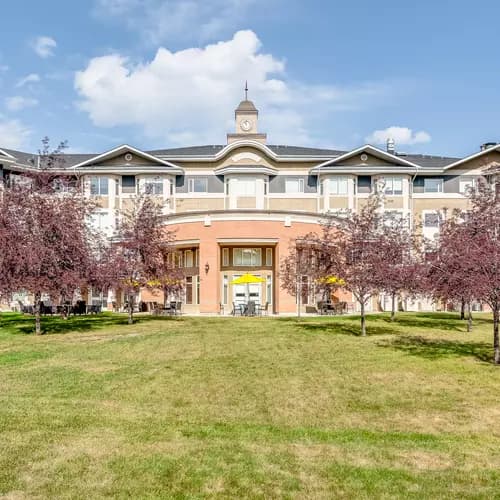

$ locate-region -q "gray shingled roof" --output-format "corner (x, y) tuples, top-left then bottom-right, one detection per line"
(149, 144), (344, 157)
(268, 145), (344, 156)
(400, 154), (461, 169)
(1, 144), (461, 169)
(149, 145), (225, 156)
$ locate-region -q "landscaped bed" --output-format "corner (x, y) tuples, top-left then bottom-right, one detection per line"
(0, 312), (499, 498)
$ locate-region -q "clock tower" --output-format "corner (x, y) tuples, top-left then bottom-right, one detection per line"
(227, 83), (267, 144)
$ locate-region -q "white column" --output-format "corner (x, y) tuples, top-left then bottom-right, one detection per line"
(348, 175), (355, 210)
(256, 177), (265, 209)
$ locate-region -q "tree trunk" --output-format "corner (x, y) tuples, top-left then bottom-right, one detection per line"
(297, 279), (301, 319)
(467, 301), (473, 332)
(360, 300), (366, 337)
(390, 292), (396, 321)
(494, 307), (499, 365)
(460, 299), (465, 320)
(34, 291), (42, 335)
(128, 294), (134, 325)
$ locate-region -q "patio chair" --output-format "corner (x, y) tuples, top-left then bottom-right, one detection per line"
(247, 301), (256, 317)
(231, 302), (242, 316)
(257, 302), (269, 316)
(169, 301), (177, 315)
(176, 301), (182, 315)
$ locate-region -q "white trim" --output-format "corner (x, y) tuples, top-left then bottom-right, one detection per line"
(176, 193), (225, 199)
(444, 144), (500, 170)
(217, 238), (279, 243)
(309, 167), (427, 175)
(164, 212), (322, 226)
(267, 193), (317, 199)
(412, 193), (465, 199)
(214, 165), (278, 176)
(0, 148), (16, 159)
(70, 144), (184, 172)
(173, 239), (200, 246)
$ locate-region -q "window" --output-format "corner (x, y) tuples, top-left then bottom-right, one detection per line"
(424, 178), (443, 193)
(381, 176), (403, 195)
(233, 248), (262, 266)
(90, 211), (110, 234)
(174, 251), (183, 268)
(222, 248), (229, 266)
(121, 175), (136, 194)
(328, 176), (348, 195)
(266, 275), (272, 305)
(459, 178), (476, 194)
(223, 275), (228, 305)
(285, 178), (304, 193)
(184, 250), (193, 268)
(233, 178), (256, 196)
(90, 176), (109, 195)
(383, 210), (404, 227)
(145, 176), (163, 195)
(188, 177), (208, 193)
(424, 212), (441, 228)
(185, 276), (193, 304)
(299, 276), (310, 305)
(265, 248), (273, 266)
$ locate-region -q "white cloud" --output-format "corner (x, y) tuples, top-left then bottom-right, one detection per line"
(16, 73), (41, 87)
(5, 96), (39, 112)
(0, 116), (31, 148)
(32, 36), (57, 58)
(74, 30), (389, 146)
(366, 126), (431, 146)
(94, 0), (261, 44)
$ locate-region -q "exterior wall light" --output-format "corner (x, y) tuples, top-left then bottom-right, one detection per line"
(205, 262), (210, 274)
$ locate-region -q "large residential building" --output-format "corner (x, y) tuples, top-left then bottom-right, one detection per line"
(1, 98), (499, 314)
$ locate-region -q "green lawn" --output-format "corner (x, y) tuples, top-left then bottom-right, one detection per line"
(0, 312), (499, 499)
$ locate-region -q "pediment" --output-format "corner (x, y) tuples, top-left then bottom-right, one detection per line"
(71, 145), (182, 172)
(217, 145), (276, 170)
(339, 152), (399, 167)
(310, 145), (421, 174)
(444, 148), (500, 173)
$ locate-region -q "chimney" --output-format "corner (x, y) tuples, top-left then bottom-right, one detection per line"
(480, 142), (497, 151)
(386, 137), (395, 155)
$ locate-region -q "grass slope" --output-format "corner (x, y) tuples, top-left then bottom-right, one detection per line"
(0, 312), (499, 498)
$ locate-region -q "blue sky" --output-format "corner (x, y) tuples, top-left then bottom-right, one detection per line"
(1, 0), (499, 157)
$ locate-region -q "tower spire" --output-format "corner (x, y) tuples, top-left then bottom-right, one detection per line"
(244, 80), (248, 100)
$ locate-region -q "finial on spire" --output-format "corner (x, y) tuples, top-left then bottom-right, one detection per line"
(244, 80), (248, 100)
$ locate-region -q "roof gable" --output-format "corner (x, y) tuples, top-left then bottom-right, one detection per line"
(317, 145), (421, 169)
(0, 148), (16, 160)
(71, 144), (182, 171)
(444, 145), (500, 171)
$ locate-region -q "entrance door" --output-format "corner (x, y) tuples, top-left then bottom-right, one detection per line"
(233, 280), (261, 305)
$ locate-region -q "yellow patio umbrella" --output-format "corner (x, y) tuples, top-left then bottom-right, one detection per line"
(316, 276), (345, 286)
(230, 273), (266, 303)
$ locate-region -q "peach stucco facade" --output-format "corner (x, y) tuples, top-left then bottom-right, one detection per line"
(166, 216), (319, 314)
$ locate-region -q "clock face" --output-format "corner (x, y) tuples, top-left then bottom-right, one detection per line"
(240, 119), (252, 132)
